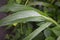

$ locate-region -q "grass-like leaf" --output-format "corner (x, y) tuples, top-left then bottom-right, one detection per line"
(0, 10), (42, 26)
(23, 22), (52, 40)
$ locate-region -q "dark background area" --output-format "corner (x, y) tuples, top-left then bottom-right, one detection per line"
(0, 0), (8, 40)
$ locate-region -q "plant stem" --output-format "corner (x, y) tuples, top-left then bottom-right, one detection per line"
(20, 23), (23, 34)
(25, 0), (29, 6)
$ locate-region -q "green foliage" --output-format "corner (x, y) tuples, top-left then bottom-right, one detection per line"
(23, 22), (52, 40)
(57, 36), (60, 40)
(0, 0), (60, 40)
(45, 36), (55, 40)
(51, 27), (60, 36)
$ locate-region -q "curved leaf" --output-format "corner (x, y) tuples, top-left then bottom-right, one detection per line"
(0, 4), (59, 27)
(0, 10), (43, 26)
(23, 22), (52, 40)
(0, 4), (33, 12)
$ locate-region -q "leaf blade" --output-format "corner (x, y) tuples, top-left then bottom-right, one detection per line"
(23, 22), (52, 40)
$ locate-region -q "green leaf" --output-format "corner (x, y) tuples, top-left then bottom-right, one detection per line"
(0, 3), (32, 12)
(51, 27), (60, 36)
(0, 4), (59, 27)
(0, 4), (33, 12)
(23, 22), (52, 40)
(0, 10), (43, 26)
(45, 36), (55, 40)
(8, 4), (33, 12)
(44, 28), (52, 37)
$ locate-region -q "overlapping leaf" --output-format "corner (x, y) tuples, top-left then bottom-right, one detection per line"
(23, 22), (52, 40)
(0, 10), (44, 26)
(0, 4), (58, 27)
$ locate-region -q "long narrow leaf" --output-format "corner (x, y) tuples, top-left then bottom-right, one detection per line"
(23, 22), (52, 40)
(0, 4), (59, 27)
(0, 10), (42, 26)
